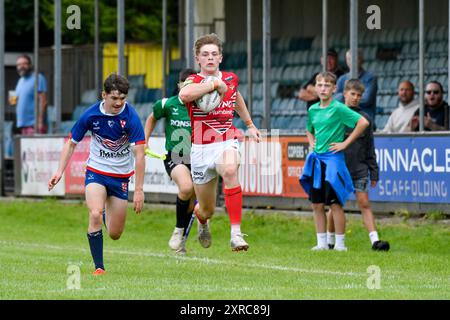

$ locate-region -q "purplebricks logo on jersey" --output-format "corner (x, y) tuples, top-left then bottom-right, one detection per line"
(93, 133), (130, 159)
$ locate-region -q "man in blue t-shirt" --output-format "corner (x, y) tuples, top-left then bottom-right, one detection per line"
(13, 54), (48, 135)
(334, 49), (378, 123)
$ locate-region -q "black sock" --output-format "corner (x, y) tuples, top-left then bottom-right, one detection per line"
(176, 197), (190, 229)
(184, 210), (194, 236)
(87, 230), (104, 270)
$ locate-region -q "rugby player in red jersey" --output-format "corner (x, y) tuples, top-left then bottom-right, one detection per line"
(179, 33), (261, 251)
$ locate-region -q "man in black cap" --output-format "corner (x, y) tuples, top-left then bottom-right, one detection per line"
(298, 48), (346, 110)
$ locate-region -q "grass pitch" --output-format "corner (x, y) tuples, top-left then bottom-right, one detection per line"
(0, 198), (448, 300)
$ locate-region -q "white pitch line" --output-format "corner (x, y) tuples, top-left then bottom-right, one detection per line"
(0, 240), (364, 277)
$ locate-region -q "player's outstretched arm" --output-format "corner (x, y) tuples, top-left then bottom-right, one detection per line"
(235, 91), (261, 143)
(48, 139), (77, 191)
(133, 143), (146, 214)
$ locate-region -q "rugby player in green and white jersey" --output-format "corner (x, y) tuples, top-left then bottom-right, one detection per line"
(144, 68), (197, 254)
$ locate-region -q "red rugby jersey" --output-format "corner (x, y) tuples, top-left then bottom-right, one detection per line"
(184, 71), (242, 145)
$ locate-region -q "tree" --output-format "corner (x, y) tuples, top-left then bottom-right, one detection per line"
(5, 0), (38, 51)
(39, 0), (179, 45)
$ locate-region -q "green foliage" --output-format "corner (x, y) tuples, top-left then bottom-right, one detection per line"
(38, 0), (178, 45)
(5, 0), (34, 36)
(424, 210), (447, 221)
(394, 209), (411, 221)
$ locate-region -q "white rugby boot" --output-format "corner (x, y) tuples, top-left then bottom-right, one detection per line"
(168, 227), (184, 250)
(230, 232), (249, 251)
(197, 220), (212, 248)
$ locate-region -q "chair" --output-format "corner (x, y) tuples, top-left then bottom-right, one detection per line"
(251, 100), (264, 117)
(59, 120), (76, 135)
(72, 105), (89, 121)
(271, 82), (279, 99)
(126, 88), (138, 104)
(394, 29), (405, 44)
(271, 98), (282, 113)
(153, 119), (165, 135)
(128, 74), (145, 88)
(81, 89), (99, 105)
(46, 105), (55, 133)
(233, 117), (245, 131)
(388, 95), (399, 110)
(253, 115), (263, 129)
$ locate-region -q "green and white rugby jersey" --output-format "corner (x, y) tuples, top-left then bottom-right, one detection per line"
(153, 95), (192, 155)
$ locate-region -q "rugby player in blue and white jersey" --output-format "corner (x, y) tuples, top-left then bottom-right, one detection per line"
(48, 74), (146, 275)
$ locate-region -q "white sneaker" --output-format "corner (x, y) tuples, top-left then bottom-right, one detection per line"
(168, 227), (184, 250)
(175, 237), (187, 255)
(198, 220), (212, 248)
(311, 245), (328, 251)
(334, 246), (348, 252)
(230, 232), (249, 251)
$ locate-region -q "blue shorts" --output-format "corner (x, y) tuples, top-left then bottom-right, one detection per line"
(85, 169), (130, 200)
(352, 176), (369, 193)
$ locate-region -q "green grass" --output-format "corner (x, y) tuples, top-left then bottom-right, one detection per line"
(0, 198), (449, 300)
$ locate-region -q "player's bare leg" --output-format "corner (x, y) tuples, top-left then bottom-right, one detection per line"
(85, 183), (107, 274)
(216, 148), (248, 251)
(330, 204), (347, 251)
(355, 191), (376, 232)
(326, 208), (336, 249)
(193, 178), (217, 248)
(311, 203), (328, 250)
(105, 196), (128, 240)
(356, 191), (390, 251)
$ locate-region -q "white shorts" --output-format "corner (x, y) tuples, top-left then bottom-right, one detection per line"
(190, 139), (241, 185)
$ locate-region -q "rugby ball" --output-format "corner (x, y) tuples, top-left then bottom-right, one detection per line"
(196, 76), (222, 113)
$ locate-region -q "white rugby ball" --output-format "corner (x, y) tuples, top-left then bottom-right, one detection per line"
(196, 76), (222, 113)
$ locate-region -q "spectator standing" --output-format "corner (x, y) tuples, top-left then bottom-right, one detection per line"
(335, 49), (378, 122)
(11, 54), (48, 135)
(327, 79), (389, 251)
(299, 72), (369, 251)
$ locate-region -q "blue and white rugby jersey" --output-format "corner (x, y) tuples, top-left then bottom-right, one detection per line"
(70, 101), (145, 178)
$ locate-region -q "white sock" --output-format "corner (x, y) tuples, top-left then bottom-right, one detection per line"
(231, 224), (241, 235)
(369, 231), (379, 245)
(317, 233), (327, 247)
(335, 234), (345, 248)
(327, 232), (335, 245)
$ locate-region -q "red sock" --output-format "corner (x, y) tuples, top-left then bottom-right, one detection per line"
(194, 204), (207, 225)
(224, 186), (242, 225)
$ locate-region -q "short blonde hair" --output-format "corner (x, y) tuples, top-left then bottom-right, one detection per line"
(194, 33), (223, 56)
(315, 71), (337, 85)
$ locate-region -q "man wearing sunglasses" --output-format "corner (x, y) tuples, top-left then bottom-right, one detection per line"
(410, 81), (449, 131)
